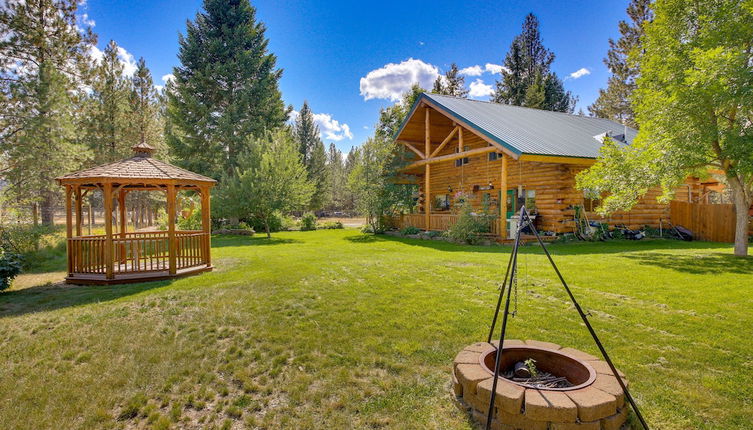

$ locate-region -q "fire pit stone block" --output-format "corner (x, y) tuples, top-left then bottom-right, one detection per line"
(565, 387), (618, 421)
(524, 389), (578, 422)
(476, 376), (526, 414)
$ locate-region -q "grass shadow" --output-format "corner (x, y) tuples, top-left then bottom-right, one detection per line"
(377, 234), (733, 256)
(343, 234), (385, 243)
(0, 279), (171, 319)
(622, 251), (753, 274)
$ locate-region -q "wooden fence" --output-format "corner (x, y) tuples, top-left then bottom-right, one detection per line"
(669, 201), (738, 243)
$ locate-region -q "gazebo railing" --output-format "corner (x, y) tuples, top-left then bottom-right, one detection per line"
(67, 230), (209, 276)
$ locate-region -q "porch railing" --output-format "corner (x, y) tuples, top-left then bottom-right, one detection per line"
(392, 213), (501, 236)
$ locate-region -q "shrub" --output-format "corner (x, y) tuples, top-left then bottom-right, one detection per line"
(1, 223), (56, 253)
(0, 251), (23, 291)
(400, 226), (421, 236)
(178, 208), (202, 230)
(300, 212), (317, 231)
(361, 224), (374, 234)
(444, 203), (490, 245)
(317, 221), (344, 230)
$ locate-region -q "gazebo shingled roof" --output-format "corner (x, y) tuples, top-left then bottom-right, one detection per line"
(56, 143), (216, 185)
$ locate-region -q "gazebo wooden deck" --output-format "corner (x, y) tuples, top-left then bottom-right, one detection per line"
(56, 143), (216, 285)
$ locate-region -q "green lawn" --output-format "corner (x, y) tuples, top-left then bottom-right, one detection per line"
(1, 230), (751, 429)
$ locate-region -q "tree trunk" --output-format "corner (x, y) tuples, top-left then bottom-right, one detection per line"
(264, 220), (271, 238)
(728, 177), (750, 257)
(32, 203), (39, 226)
(40, 192), (55, 226)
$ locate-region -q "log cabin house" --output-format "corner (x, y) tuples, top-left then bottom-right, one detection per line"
(392, 93), (718, 239)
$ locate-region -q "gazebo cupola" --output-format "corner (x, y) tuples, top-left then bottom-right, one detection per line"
(56, 143), (216, 285)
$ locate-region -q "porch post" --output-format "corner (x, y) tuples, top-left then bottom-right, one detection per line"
(167, 184), (177, 275)
(424, 106), (431, 231)
(200, 186), (212, 267)
(103, 182), (114, 279)
(500, 155), (508, 238)
(65, 185), (73, 276)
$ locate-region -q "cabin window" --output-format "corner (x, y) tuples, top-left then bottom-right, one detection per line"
(524, 190), (536, 211)
(434, 194), (450, 211)
(488, 152), (504, 161)
(455, 146), (470, 167)
(583, 189), (601, 212)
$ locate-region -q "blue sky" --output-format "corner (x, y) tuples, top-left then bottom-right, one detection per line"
(82, 0), (632, 153)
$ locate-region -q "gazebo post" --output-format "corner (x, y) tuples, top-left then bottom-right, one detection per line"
(74, 186), (82, 237)
(200, 185), (211, 267)
(167, 184), (177, 275)
(65, 185), (73, 276)
(118, 188), (127, 264)
(103, 182), (114, 280)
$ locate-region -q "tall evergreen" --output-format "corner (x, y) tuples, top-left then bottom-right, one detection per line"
(129, 57), (165, 155)
(588, 0), (651, 127)
(166, 0), (289, 180)
(431, 63), (468, 98)
(325, 143), (345, 211)
(293, 101), (328, 210)
(0, 0), (95, 225)
(84, 40), (133, 164)
(492, 13), (576, 113)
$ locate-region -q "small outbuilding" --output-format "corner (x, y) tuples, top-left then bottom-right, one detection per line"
(56, 143), (216, 284)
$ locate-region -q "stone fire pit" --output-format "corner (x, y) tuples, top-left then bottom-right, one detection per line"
(453, 339), (628, 429)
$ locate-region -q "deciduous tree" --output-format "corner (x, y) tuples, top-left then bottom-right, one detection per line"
(577, 0), (753, 256)
(214, 129), (313, 238)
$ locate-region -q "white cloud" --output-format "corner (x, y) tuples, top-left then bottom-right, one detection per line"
(314, 112), (353, 141)
(116, 46), (137, 77)
(459, 65), (483, 76)
(288, 110), (353, 142)
(359, 58), (440, 102)
(568, 67), (591, 79)
(81, 13), (95, 27)
(459, 63), (508, 77)
(485, 63), (508, 75)
(162, 73), (175, 84)
(468, 79), (494, 98)
(87, 44), (138, 77)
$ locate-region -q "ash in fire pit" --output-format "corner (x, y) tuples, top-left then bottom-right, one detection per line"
(503, 358), (574, 389)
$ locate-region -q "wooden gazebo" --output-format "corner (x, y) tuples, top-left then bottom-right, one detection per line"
(56, 143), (216, 284)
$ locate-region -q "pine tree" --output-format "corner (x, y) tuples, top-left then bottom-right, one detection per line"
(293, 101), (329, 210)
(0, 0), (95, 225)
(431, 63), (468, 98)
(492, 13), (576, 113)
(166, 0), (289, 180)
(294, 101), (319, 166)
(84, 40), (133, 164)
(129, 57), (166, 156)
(326, 143), (345, 210)
(128, 57), (168, 228)
(588, 0), (651, 127)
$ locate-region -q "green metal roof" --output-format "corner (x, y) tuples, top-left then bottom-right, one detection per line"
(403, 93), (636, 159)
